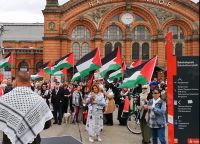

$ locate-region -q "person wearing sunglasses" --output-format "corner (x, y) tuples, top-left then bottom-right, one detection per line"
(144, 88), (166, 144)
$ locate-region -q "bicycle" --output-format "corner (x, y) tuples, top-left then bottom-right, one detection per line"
(126, 94), (142, 134)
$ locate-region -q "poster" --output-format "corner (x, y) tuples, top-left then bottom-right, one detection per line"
(173, 56), (199, 144)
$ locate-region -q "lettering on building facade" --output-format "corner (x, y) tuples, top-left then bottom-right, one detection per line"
(88, 0), (171, 7)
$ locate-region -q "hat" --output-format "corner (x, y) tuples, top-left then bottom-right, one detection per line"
(142, 85), (148, 89)
(150, 81), (157, 86)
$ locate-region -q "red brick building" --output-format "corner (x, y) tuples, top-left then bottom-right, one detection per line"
(2, 0), (199, 80)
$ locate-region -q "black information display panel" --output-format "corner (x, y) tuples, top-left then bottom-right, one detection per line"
(174, 56), (199, 144)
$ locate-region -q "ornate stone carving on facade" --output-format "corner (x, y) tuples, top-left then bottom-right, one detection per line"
(84, 5), (114, 25)
(61, 21), (67, 34)
(157, 29), (164, 35)
(142, 4), (180, 24)
(48, 22), (56, 31)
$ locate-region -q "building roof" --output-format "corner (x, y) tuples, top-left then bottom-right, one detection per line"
(0, 23), (44, 41)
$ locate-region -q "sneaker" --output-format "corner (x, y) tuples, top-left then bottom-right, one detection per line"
(89, 137), (94, 143)
(97, 136), (102, 142)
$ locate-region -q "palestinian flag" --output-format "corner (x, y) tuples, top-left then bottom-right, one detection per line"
(71, 72), (81, 82)
(99, 47), (122, 78)
(119, 56), (157, 88)
(129, 58), (142, 68)
(41, 61), (52, 74)
(0, 53), (13, 69)
(54, 53), (74, 70)
(76, 48), (102, 77)
(108, 63), (126, 83)
(53, 68), (67, 76)
(31, 69), (45, 80)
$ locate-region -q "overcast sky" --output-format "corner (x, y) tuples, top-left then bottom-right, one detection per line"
(0, 0), (199, 23)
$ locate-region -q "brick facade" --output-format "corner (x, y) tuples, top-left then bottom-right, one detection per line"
(42, 0), (199, 80)
(2, 0), (199, 80)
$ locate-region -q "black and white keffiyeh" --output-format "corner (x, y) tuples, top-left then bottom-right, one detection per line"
(0, 87), (53, 144)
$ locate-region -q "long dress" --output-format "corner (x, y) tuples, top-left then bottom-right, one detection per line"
(86, 92), (106, 137)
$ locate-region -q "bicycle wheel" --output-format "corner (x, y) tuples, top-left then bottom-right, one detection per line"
(127, 113), (142, 134)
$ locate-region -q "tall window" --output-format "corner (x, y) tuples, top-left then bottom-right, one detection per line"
(104, 25), (123, 56)
(114, 42), (122, 54)
(36, 62), (43, 72)
(142, 43), (150, 60)
(73, 43), (80, 61)
(18, 61), (29, 72)
(72, 26), (90, 60)
(105, 42), (112, 56)
(132, 43), (140, 60)
(167, 25), (184, 56)
(132, 25), (151, 60)
(82, 43), (89, 57)
(175, 43), (183, 57)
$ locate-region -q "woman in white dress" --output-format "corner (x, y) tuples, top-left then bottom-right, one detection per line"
(86, 84), (106, 142)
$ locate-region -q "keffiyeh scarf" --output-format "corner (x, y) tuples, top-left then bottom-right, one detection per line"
(0, 87), (53, 144)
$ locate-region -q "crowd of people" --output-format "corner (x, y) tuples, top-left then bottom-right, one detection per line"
(0, 73), (167, 144)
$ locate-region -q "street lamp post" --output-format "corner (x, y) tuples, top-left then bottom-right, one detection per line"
(0, 24), (5, 76)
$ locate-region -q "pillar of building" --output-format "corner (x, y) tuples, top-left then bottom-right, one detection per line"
(93, 30), (103, 56)
(157, 34), (166, 67)
(124, 26), (132, 64)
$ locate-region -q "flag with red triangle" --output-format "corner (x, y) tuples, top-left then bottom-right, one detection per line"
(31, 69), (45, 80)
(130, 58), (142, 68)
(108, 62), (126, 83)
(53, 68), (67, 76)
(0, 53), (13, 69)
(41, 61), (52, 75)
(99, 47), (122, 78)
(54, 53), (74, 71)
(75, 48), (102, 78)
(119, 56), (157, 88)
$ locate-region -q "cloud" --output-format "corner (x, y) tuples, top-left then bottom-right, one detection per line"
(0, 0), (198, 23)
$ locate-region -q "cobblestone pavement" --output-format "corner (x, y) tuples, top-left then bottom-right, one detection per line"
(0, 109), (143, 144)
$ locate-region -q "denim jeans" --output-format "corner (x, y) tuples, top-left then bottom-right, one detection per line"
(150, 127), (166, 144)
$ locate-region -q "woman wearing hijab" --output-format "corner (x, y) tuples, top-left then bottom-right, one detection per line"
(86, 84), (106, 142)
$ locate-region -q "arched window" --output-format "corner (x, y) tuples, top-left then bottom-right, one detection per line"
(72, 26), (90, 41)
(142, 43), (150, 60)
(71, 25), (91, 60)
(36, 62), (43, 72)
(114, 42), (122, 54)
(167, 25), (184, 56)
(104, 25), (123, 41)
(105, 42), (112, 56)
(82, 43), (89, 57)
(132, 43), (140, 60)
(18, 61), (29, 72)
(132, 25), (151, 41)
(175, 43), (183, 57)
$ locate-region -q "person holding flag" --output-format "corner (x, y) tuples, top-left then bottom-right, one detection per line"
(117, 88), (130, 125)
